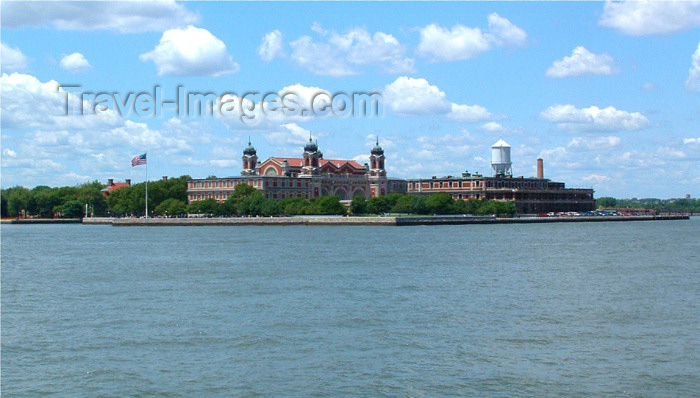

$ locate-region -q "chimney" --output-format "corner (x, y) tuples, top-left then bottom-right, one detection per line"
(162, 176), (168, 181)
(125, 179), (131, 186)
(537, 158), (544, 179)
(108, 178), (114, 186)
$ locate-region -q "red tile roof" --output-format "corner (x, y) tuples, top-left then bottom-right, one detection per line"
(267, 157), (365, 170)
(102, 182), (130, 195)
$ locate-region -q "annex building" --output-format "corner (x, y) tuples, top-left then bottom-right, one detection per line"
(187, 137), (407, 202)
(405, 140), (595, 214)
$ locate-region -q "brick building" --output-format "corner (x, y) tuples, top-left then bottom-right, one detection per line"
(405, 139), (595, 214)
(187, 137), (407, 203)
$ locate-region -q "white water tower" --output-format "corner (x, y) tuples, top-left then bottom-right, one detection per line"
(491, 139), (512, 177)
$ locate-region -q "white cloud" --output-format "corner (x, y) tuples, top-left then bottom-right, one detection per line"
(600, 0), (700, 36)
(546, 46), (615, 78)
(686, 43), (700, 92)
(540, 104), (650, 132)
(0, 72), (120, 131)
(330, 29), (415, 73)
(258, 30), (284, 62)
(140, 26), (239, 77)
(657, 146), (687, 159)
(486, 13), (528, 47)
(59, 52), (91, 73)
(352, 154), (370, 165)
(1, 42), (29, 72)
(290, 36), (357, 77)
(265, 123), (312, 146)
(582, 174), (611, 182)
(383, 76), (451, 115)
(684, 137), (700, 144)
(642, 82), (658, 91)
(480, 122), (505, 132)
(447, 103), (492, 122)
(278, 83), (331, 110)
(3, 148), (17, 158)
(289, 26), (414, 76)
(383, 76), (491, 122)
(311, 22), (328, 36)
(416, 13), (526, 62)
(1, 0), (200, 33)
(568, 136), (622, 149)
(416, 24), (490, 62)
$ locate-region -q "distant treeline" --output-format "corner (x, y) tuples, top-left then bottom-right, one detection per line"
(596, 197), (700, 212)
(1, 176), (516, 217)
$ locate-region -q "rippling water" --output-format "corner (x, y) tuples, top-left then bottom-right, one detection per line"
(2, 219), (699, 396)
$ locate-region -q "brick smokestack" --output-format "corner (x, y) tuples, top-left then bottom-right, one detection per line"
(537, 158), (544, 179)
(108, 178), (114, 186)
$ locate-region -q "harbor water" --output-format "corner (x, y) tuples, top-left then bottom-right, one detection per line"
(2, 219), (699, 396)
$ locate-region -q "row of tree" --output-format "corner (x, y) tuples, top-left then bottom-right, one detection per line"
(596, 197), (700, 212)
(2, 176), (518, 218)
(350, 193), (516, 216)
(1, 181), (107, 218)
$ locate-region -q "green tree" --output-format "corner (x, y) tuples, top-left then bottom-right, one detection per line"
(425, 193), (455, 215)
(368, 196), (390, 214)
(278, 197), (312, 215)
(61, 200), (84, 218)
(186, 198), (220, 215)
(6, 186), (30, 217)
(154, 198), (187, 216)
(231, 183), (257, 199)
(452, 198), (468, 214)
(237, 191), (267, 216)
(261, 199), (281, 216)
(312, 196), (346, 215)
(77, 181), (107, 216)
(350, 196), (368, 215)
(1, 195), (8, 217)
(597, 197), (617, 208)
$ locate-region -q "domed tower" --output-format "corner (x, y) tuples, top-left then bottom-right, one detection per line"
(369, 137), (386, 178)
(241, 138), (258, 175)
(301, 135), (321, 176)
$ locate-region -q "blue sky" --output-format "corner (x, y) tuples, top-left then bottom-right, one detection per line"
(1, 1), (699, 198)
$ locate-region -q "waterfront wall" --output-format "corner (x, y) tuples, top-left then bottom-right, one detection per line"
(80, 215), (690, 227)
(1, 218), (82, 224)
(109, 217), (397, 226)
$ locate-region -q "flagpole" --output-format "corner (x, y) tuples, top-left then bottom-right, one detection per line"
(145, 152), (149, 219)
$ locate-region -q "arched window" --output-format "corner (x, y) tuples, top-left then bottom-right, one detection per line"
(264, 167), (278, 176)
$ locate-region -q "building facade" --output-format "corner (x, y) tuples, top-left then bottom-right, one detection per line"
(187, 137), (407, 203)
(188, 137), (595, 214)
(406, 172), (595, 214)
(405, 139), (595, 214)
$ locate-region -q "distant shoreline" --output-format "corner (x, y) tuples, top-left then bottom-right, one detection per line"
(77, 215), (691, 227)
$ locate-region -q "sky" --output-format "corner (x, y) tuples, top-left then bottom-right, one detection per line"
(1, 0), (699, 198)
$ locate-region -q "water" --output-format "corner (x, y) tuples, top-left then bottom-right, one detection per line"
(2, 219), (699, 397)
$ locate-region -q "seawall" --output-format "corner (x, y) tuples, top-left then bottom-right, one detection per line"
(80, 215), (689, 226)
(1, 218), (82, 224)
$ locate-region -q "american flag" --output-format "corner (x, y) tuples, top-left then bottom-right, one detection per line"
(131, 153), (147, 167)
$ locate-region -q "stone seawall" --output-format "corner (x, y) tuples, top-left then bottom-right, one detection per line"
(1, 218), (82, 224)
(79, 214), (690, 226)
(109, 217), (397, 226)
(395, 215), (689, 226)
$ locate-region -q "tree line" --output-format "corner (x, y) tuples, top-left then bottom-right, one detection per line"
(2, 176), (517, 218)
(596, 197), (700, 212)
